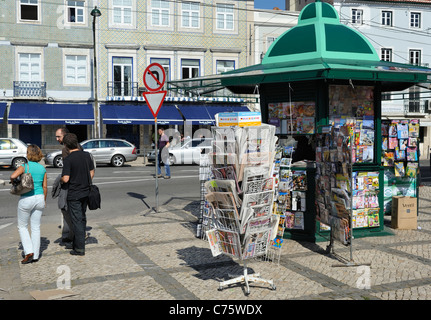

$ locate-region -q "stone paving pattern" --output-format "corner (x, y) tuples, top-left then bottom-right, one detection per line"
(1, 186), (431, 300)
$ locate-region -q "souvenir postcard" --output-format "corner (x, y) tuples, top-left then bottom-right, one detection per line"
(285, 212), (295, 229)
(381, 122), (389, 136)
(382, 151), (395, 166)
(368, 208), (380, 227)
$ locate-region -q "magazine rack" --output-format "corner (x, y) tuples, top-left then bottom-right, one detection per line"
(205, 124), (278, 295)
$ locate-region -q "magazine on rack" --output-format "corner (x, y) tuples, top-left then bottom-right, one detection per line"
(211, 166), (241, 193)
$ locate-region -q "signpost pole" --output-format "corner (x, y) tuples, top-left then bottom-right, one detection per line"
(143, 62), (166, 214)
(155, 117), (159, 213)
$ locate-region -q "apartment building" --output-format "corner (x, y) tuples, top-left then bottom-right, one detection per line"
(0, 0), (254, 151)
(0, 0), (94, 149)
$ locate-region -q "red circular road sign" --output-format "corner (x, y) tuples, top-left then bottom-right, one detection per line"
(143, 63), (166, 92)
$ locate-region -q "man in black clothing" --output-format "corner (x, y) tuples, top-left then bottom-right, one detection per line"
(61, 133), (95, 256)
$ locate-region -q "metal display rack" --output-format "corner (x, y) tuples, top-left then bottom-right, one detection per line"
(205, 124), (278, 295)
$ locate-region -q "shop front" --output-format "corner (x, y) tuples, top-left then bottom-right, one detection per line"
(215, 1), (431, 242)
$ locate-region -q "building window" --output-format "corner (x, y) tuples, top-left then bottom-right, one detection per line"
(113, 0), (132, 25)
(66, 1), (85, 23)
(381, 11), (392, 26)
(410, 12), (421, 28)
(150, 58), (170, 80)
(409, 50), (421, 65)
(19, 0), (39, 21)
(381, 48), (392, 62)
(181, 2), (199, 28)
(351, 9), (363, 25)
(182, 59), (199, 79)
(151, 0), (169, 26)
(65, 55), (87, 84)
(216, 60), (234, 74)
(216, 4), (234, 30)
(19, 53), (41, 81)
(113, 57), (133, 96)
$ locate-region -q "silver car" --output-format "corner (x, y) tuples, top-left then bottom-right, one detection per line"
(0, 138), (28, 169)
(45, 138), (138, 168)
(147, 138), (212, 165)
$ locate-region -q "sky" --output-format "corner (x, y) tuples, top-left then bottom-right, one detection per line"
(254, 0), (285, 10)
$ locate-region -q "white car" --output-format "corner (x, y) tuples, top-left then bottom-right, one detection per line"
(147, 138), (213, 165)
(0, 138), (28, 169)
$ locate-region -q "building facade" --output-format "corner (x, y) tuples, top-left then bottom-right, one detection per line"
(0, 0), (255, 153)
(0, 0), (95, 150)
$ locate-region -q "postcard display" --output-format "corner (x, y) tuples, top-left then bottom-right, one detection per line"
(381, 119), (419, 214)
(205, 124), (278, 294)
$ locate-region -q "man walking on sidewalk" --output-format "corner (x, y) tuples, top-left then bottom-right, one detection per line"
(156, 127), (171, 179)
(60, 133), (95, 256)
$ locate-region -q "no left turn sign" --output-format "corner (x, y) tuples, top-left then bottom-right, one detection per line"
(143, 63), (166, 92)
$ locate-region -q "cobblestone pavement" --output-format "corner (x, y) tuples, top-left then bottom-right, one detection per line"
(1, 186), (431, 301)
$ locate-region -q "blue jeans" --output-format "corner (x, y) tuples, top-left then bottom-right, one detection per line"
(157, 150), (170, 177)
(17, 194), (45, 259)
(67, 197), (88, 253)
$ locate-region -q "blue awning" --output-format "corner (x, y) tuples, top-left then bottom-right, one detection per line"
(8, 103), (94, 125)
(177, 105), (250, 125)
(100, 104), (183, 125)
(0, 103), (7, 123)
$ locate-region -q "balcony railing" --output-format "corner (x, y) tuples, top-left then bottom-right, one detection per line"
(404, 100), (427, 114)
(107, 81), (138, 97)
(13, 81), (46, 98)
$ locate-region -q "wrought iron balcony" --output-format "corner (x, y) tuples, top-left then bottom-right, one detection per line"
(13, 81), (46, 98)
(107, 81), (138, 97)
(404, 100), (427, 114)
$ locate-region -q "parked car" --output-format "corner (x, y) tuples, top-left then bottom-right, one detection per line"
(45, 138), (138, 168)
(147, 138), (213, 165)
(0, 138), (28, 169)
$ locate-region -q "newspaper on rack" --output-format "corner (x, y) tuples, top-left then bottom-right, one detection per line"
(206, 228), (241, 258)
(242, 228), (273, 259)
(240, 190), (274, 225)
(210, 166), (241, 193)
(211, 126), (238, 155)
(239, 202), (273, 234)
(205, 179), (242, 206)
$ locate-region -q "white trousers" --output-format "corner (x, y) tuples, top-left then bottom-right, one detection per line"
(17, 194), (45, 259)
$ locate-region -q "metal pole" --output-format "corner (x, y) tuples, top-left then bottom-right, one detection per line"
(92, 15), (100, 139)
(155, 119), (159, 213)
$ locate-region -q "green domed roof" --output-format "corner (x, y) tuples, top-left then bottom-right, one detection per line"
(262, 0), (379, 64)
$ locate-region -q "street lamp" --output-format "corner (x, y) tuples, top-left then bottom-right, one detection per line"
(91, 6), (101, 139)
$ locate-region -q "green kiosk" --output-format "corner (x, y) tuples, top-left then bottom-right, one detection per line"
(169, 1), (431, 243)
(219, 1), (431, 243)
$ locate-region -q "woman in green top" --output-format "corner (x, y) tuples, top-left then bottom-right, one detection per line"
(10, 144), (47, 264)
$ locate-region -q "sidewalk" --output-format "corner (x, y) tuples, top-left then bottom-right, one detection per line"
(1, 186), (431, 301)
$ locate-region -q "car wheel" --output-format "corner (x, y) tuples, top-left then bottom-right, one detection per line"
(54, 155), (64, 168)
(168, 154), (176, 166)
(12, 157), (27, 170)
(111, 154), (125, 167)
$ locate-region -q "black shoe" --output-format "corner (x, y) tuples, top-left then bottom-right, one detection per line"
(70, 250), (85, 256)
(64, 243), (73, 249)
(21, 253), (33, 264)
